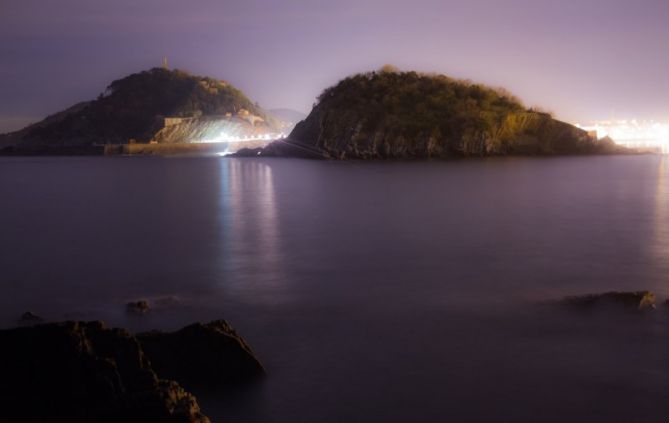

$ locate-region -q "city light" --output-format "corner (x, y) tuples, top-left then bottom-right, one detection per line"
(202, 131), (286, 144)
(576, 120), (669, 153)
(202, 127), (287, 156)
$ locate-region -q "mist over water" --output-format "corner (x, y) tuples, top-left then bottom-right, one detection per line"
(1, 155), (669, 422)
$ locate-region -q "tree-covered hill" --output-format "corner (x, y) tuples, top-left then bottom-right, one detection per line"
(282, 68), (618, 158)
(1, 68), (276, 149)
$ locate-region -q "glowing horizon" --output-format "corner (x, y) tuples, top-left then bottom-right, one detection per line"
(576, 119), (669, 154)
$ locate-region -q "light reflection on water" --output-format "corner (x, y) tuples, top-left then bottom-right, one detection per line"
(652, 157), (669, 269)
(2, 156), (669, 422)
(219, 159), (286, 303)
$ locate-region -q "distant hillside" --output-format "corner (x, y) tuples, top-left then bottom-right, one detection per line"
(267, 108), (307, 124)
(0, 68), (279, 150)
(264, 68), (621, 159)
(0, 102), (92, 147)
(266, 108), (307, 135)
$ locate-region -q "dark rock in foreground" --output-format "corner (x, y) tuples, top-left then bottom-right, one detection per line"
(0, 321), (210, 423)
(561, 291), (656, 311)
(138, 320), (265, 388)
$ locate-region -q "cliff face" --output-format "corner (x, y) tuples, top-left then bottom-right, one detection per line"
(0, 68), (277, 150)
(486, 112), (597, 155)
(284, 70), (607, 159)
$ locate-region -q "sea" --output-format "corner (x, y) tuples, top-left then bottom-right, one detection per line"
(1, 155), (668, 422)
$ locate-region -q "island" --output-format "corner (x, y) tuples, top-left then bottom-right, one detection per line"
(0, 67), (287, 155)
(1, 66), (628, 157)
(245, 66), (627, 159)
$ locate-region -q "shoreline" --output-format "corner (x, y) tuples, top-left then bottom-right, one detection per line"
(0, 142), (657, 158)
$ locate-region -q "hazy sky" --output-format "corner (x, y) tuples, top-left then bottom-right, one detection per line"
(1, 0), (668, 132)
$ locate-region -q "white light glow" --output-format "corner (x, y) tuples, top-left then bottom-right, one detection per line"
(576, 120), (669, 154)
(200, 132), (287, 144)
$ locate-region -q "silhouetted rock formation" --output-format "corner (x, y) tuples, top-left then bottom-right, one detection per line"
(267, 68), (625, 159)
(0, 321), (210, 423)
(137, 320), (265, 388)
(561, 291), (656, 311)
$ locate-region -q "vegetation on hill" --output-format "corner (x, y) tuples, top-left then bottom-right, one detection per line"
(3, 68), (272, 148)
(287, 68), (614, 158)
(1, 66), (630, 157)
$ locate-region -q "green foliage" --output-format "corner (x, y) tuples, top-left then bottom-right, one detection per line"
(300, 70), (526, 154)
(27, 68), (266, 144)
(379, 64), (400, 74)
(289, 70), (598, 158)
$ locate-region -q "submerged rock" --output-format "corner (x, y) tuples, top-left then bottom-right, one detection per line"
(127, 300), (151, 314)
(561, 291), (656, 311)
(137, 320), (265, 388)
(0, 321), (210, 423)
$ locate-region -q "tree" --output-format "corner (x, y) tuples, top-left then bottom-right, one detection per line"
(379, 64), (400, 74)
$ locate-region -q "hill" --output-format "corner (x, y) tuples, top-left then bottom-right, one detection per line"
(267, 108), (308, 134)
(261, 68), (622, 159)
(0, 68), (280, 152)
(267, 108), (307, 123)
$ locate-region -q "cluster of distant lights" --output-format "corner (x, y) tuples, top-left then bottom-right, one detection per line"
(200, 132), (287, 144)
(201, 121), (669, 154)
(198, 131), (287, 156)
(576, 120), (669, 153)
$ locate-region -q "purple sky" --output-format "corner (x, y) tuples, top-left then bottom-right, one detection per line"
(1, 0), (668, 132)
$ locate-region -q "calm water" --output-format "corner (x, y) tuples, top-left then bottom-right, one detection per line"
(1, 155), (669, 422)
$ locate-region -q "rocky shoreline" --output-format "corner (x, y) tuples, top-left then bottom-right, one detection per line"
(1, 290), (663, 422)
(0, 319), (263, 423)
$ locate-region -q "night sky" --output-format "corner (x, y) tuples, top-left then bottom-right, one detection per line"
(1, 0), (668, 132)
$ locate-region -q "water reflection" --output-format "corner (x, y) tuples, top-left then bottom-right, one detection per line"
(218, 158), (285, 302)
(652, 156), (669, 268)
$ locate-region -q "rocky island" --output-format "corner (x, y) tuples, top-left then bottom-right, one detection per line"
(1, 66), (629, 158)
(249, 67), (627, 159)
